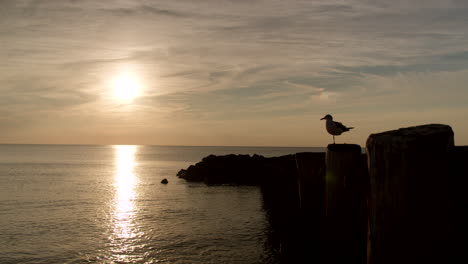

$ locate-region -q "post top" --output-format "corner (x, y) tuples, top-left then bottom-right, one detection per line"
(327, 143), (362, 153)
(366, 124), (454, 149)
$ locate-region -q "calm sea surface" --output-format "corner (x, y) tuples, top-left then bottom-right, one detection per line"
(0, 144), (323, 264)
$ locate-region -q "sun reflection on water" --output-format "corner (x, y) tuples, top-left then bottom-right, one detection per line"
(111, 145), (142, 262)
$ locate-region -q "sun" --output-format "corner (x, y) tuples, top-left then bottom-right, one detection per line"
(112, 73), (142, 102)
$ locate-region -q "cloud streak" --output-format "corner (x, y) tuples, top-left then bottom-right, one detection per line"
(1, 0), (468, 145)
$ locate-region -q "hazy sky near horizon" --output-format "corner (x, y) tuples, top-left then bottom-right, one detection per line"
(1, 0), (468, 146)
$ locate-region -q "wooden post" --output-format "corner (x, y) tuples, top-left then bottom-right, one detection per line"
(295, 152), (326, 262)
(325, 144), (367, 264)
(295, 152), (326, 214)
(366, 124), (454, 264)
(446, 146), (468, 263)
(260, 155), (302, 263)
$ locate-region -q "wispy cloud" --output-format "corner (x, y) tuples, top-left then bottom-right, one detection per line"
(1, 0), (468, 145)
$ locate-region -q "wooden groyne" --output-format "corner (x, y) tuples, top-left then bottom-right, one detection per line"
(177, 123), (467, 263)
(291, 124), (466, 264)
(251, 123), (465, 264)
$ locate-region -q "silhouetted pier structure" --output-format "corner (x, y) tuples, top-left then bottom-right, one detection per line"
(177, 123), (467, 263)
(290, 124), (466, 264)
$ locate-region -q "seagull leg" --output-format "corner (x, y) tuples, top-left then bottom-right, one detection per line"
(333, 135), (335, 144)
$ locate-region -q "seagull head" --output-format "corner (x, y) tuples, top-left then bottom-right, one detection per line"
(320, 114), (333, 121)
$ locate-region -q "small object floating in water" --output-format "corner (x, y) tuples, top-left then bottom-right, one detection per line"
(161, 178), (168, 184)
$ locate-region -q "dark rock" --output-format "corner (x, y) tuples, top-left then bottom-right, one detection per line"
(161, 178), (168, 184)
(176, 153), (298, 186)
(176, 169), (187, 178)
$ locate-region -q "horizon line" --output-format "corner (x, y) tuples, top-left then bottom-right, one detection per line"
(0, 143), (327, 148)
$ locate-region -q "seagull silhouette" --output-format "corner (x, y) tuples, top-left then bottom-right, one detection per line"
(320, 114), (354, 144)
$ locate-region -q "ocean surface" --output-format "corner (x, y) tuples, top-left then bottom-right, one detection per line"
(0, 144), (324, 264)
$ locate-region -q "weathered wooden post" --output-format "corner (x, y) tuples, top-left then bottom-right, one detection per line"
(260, 155), (303, 263)
(295, 152), (326, 214)
(295, 152), (326, 262)
(448, 146), (468, 263)
(366, 124), (454, 264)
(325, 144), (368, 264)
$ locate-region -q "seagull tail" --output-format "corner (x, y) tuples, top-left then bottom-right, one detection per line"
(347, 127), (354, 131)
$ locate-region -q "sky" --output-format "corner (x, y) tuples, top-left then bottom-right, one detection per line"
(1, 0), (468, 147)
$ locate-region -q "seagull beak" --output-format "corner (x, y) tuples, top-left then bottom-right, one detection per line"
(320, 117), (325, 120)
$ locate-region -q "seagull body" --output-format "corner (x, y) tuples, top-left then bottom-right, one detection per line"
(320, 114), (354, 144)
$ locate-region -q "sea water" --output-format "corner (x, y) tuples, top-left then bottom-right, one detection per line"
(0, 144), (323, 264)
